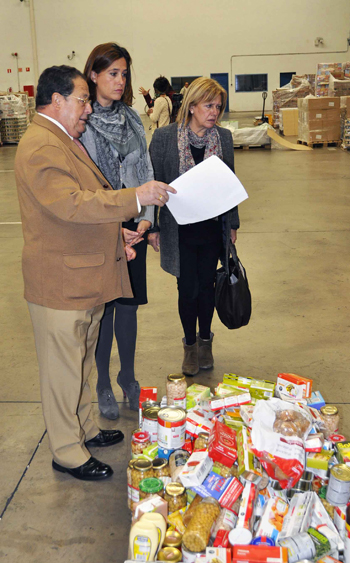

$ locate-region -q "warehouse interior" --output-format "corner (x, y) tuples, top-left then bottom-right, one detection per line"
(1, 1), (350, 562)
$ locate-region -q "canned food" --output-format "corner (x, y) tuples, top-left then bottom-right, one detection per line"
(130, 459), (154, 511)
(158, 407), (186, 450)
(182, 497), (221, 552)
(278, 533), (316, 563)
(251, 536), (275, 546)
(139, 399), (160, 428)
(131, 430), (151, 458)
(139, 477), (164, 500)
(143, 404), (161, 443)
(320, 405), (339, 438)
(164, 482), (187, 514)
(157, 547), (182, 562)
(166, 374), (187, 409)
(326, 464), (350, 505)
(127, 459), (136, 510)
(163, 529), (182, 548)
(158, 446), (175, 461)
(182, 545), (206, 563)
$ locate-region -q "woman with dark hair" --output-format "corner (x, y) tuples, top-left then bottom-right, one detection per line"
(146, 76), (173, 131)
(81, 42), (158, 419)
(149, 77), (239, 376)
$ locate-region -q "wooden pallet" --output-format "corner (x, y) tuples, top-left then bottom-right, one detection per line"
(233, 144), (271, 150)
(297, 139), (341, 148)
(341, 144), (350, 151)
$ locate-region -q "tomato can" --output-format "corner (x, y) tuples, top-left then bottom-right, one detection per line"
(157, 407), (186, 450)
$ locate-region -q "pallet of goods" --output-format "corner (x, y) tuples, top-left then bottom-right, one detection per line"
(297, 97), (341, 147)
(316, 62), (350, 97)
(0, 92), (30, 143)
(125, 372), (350, 562)
(272, 74), (315, 128)
(340, 96), (350, 150)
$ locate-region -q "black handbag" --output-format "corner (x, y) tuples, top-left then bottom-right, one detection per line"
(215, 240), (252, 329)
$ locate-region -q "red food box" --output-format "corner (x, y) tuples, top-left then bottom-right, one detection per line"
(219, 477), (244, 509)
(138, 387), (157, 427)
(208, 418), (237, 467)
(232, 546), (288, 563)
(213, 529), (230, 547)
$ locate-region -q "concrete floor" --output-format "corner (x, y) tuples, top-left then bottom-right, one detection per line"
(1, 113), (350, 561)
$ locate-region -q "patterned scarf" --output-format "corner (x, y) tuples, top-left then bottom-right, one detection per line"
(87, 100), (148, 190)
(178, 122), (223, 175)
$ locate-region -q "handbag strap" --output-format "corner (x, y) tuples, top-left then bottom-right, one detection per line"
(224, 232), (239, 277)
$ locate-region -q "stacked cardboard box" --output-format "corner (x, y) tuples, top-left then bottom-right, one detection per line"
(279, 108), (298, 136)
(28, 97), (36, 122)
(272, 75), (315, 127)
(298, 97), (341, 144)
(329, 74), (350, 97)
(340, 96), (350, 149)
(0, 93), (29, 143)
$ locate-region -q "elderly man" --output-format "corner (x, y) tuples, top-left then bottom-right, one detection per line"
(15, 65), (175, 481)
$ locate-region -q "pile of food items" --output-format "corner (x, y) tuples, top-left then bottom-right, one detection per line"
(126, 372), (350, 563)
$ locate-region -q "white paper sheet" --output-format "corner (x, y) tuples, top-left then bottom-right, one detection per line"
(167, 155), (248, 225)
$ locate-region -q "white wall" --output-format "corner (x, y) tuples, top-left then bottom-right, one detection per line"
(1, 0), (350, 113)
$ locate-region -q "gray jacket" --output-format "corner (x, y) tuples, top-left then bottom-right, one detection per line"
(149, 123), (240, 277)
(81, 124), (154, 226)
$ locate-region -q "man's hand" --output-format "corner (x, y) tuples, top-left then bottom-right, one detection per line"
(136, 181), (176, 207)
(146, 108), (153, 116)
(148, 232), (160, 252)
(231, 229), (237, 244)
(137, 220), (151, 233)
(125, 245), (136, 261)
(123, 228), (144, 246)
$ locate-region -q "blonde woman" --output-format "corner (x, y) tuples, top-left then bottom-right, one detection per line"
(149, 77), (239, 376)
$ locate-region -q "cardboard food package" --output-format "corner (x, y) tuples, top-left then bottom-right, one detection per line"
(208, 418), (238, 467)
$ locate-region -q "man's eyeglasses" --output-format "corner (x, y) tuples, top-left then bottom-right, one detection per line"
(68, 95), (91, 106)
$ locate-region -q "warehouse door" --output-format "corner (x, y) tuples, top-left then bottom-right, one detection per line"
(210, 73), (229, 112)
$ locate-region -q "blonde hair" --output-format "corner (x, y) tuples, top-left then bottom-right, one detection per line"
(177, 77), (227, 126)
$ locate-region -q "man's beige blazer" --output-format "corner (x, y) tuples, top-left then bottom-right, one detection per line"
(15, 114), (139, 310)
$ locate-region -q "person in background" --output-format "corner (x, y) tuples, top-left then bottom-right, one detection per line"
(15, 65), (174, 480)
(146, 76), (173, 131)
(149, 77), (239, 377)
(180, 81), (189, 97)
(139, 77), (175, 109)
(81, 43), (160, 420)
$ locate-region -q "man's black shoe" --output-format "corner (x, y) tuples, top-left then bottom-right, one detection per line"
(52, 457), (113, 481)
(85, 429), (124, 448)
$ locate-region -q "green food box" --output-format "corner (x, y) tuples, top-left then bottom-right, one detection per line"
(335, 441), (350, 464)
(186, 384), (211, 410)
(236, 424), (255, 475)
(306, 450), (333, 470)
(222, 374), (275, 401)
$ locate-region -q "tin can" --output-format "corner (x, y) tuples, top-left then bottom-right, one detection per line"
(143, 404), (160, 443)
(251, 536), (275, 546)
(278, 533), (316, 563)
(157, 407), (186, 450)
(334, 504), (347, 541)
(182, 545), (206, 563)
(139, 399), (160, 429)
(157, 547), (182, 562)
(157, 446), (174, 460)
(326, 464), (350, 505)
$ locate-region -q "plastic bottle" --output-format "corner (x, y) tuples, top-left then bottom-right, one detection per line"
(129, 520), (158, 561)
(140, 512), (166, 557)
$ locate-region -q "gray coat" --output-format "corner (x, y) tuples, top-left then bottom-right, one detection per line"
(149, 123), (240, 277)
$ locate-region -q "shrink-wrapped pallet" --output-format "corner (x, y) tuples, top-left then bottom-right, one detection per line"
(298, 97), (341, 144)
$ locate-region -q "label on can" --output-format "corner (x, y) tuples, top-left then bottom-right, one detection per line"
(143, 416), (158, 444)
(182, 546), (205, 563)
(279, 533), (316, 563)
(334, 505), (347, 540)
(158, 408), (186, 450)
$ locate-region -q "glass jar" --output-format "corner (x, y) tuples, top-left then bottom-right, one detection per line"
(166, 373), (187, 409)
(131, 430), (151, 458)
(139, 477), (164, 501)
(127, 459), (136, 510)
(182, 497), (221, 553)
(320, 406), (339, 439)
(153, 457), (171, 487)
(131, 459), (154, 512)
(164, 482), (187, 513)
(163, 529), (182, 548)
(157, 547), (182, 562)
(193, 432), (209, 452)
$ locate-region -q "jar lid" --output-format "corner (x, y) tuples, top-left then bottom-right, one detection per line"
(139, 477), (164, 494)
(153, 457), (168, 470)
(134, 459), (153, 471)
(157, 547), (182, 562)
(163, 529), (182, 548)
(132, 431), (150, 444)
(330, 464), (350, 482)
(128, 459), (136, 469)
(167, 373), (186, 383)
(197, 432), (209, 439)
(165, 482), (186, 497)
(143, 406), (160, 420)
(228, 527), (252, 546)
(321, 405), (338, 416)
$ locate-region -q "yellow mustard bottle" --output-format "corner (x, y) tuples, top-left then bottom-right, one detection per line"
(129, 520), (158, 561)
(140, 513), (166, 557)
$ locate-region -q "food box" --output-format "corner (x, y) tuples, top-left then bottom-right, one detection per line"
(279, 491), (315, 540)
(255, 497), (289, 541)
(276, 373), (312, 399)
(298, 97), (340, 111)
(306, 450), (333, 470)
(138, 386), (157, 427)
(280, 108), (298, 136)
(237, 482), (256, 530)
(335, 441), (350, 464)
(206, 547), (232, 563)
(208, 419), (237, 467)
(178, 451), (213, 487)
(186, 410), (213, 437)
(211, 390), (251, 411)
(222, 374), (275, 400)
(186, 384), (211, 410)
(133, 494), (168, 523)
(219, 477), (244, 509)
(306, 391), (326, 410)
(232, 545), (288, 563)
(192, 473), (243, 509)
(236, 424), (255, 475)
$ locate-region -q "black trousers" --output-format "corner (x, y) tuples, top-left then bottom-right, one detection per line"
(177, 224), (222, 346)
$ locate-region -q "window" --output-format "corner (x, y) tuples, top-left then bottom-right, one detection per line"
(280, 72), (296, 87)
(171, 76), (201, 93)
(235, 74), (268, 92)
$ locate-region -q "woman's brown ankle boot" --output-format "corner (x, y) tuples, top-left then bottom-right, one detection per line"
(197, 332), (214, 369)
(182, 338), (199, 376)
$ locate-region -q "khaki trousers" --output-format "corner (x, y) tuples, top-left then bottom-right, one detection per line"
(27, 302), (105, 468)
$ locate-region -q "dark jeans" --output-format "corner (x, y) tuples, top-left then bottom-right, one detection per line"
(177, 235), (222, 346)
